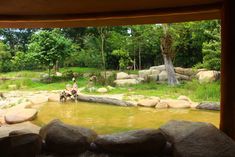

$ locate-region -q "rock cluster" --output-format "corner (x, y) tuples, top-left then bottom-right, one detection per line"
(139, 65), (193, 82)
(114, 72), (143, 86)
(137, 95), (196, 109)
(138, 65), (220, 83)
(1, 120), (235, 157)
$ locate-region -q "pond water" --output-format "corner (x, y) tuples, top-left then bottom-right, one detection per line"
(33, 102), (220, 134)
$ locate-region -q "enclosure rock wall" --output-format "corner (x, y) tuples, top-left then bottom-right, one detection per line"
(1, 120), (235, 157)
(138, 65), (220, 83)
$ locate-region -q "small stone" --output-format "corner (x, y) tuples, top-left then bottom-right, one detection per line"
(97, 88), (108, 93)
(56, 72), (62, 77)
(137, 98), (160, 107)
(155, 102), (168, 109)
(160, 99), (191, 109)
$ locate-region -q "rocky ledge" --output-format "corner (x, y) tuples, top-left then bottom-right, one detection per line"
(0, 120), (235, 157)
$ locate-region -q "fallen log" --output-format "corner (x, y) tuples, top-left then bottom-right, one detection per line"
(77, 94), (134, 107)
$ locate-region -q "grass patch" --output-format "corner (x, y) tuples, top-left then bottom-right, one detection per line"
(105, 80), (220, 102)
(0, 68), (220, 102)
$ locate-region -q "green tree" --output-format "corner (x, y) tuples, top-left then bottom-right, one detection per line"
(11, 51), (40, 71)
(28, 29), (74, 77)
(195, 21), (221, 70)
(112, 49), (132, 70)
(0, 42), (12, 72)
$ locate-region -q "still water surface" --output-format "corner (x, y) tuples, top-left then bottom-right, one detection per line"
(34, 102), (219, 134)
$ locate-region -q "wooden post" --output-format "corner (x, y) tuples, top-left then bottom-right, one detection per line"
(220, 0), (235, 140)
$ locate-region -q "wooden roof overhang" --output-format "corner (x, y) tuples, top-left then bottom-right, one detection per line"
(0, 0), (222, 28)
(1, 0), (235, 141)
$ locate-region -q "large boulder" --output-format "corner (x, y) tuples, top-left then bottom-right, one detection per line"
(116, 72), (130, 80)
(0, 133), (42, 157)
(160, 99), (191, 109)
(160, 120), (235, 157)
(148, 74), (158, 81)
(114, 79), (140, 86)
(138, 70), (151, 79)
(129, 74), (138, 79)
(93, 129), (167, 155)
(176, 73), (190, 80)
(5, 108), (38, 124)
(196, 102), (220, 111)
(174, 67), (195, 76)
(158, 71), (168, 81)
(177, 95), (192, 102)
(196, 70), (220, 83)
(150, 69), (161, 76)
(39, 119), (97, 155)
(28, 95), (48, 105)
(137, 98), (160, 107)
(149, 65), (165, 71)
(0, 122), (40, 138)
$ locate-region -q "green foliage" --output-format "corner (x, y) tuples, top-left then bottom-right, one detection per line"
(172, 22), (205, 67)
(0, 42), (12, 72)
(112, 49), (132, 70)
(11, 51), (41, 71)
(195, 21), (221, 70)
(0, 20), (221, 72)
(28, 29), (74, 76)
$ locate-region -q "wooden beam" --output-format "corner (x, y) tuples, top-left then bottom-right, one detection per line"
(0, 3), (221, 28)
(220, 0), (235, 140)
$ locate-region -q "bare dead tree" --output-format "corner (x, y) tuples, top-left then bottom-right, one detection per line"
(160, 24), (179, 86)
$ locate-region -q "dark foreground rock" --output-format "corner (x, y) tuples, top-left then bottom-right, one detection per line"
(39, 119), (97, 155)
(37, 151), (165, 157)
(160, 120), (235, 157)
(93, 129), (167, 155)
(0, 133), (42, 157)
(196, 102), (220, 111)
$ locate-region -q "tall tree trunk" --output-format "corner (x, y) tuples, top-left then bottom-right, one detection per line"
(101, 36), (105, 70)
(162, 54), (179, 85)
(161, 24), (179, 86)
(98, 27), (107, 84)
(138, 44), (141, 70)
(54, 60), (59, 73)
